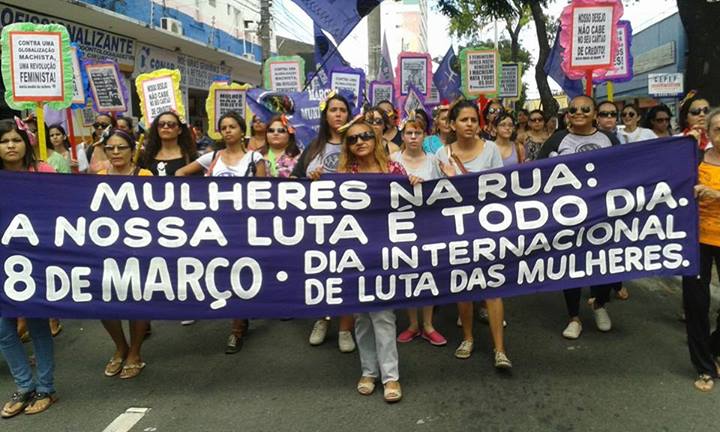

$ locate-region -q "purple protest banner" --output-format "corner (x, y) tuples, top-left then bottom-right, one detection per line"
(0, 137), (699, 319)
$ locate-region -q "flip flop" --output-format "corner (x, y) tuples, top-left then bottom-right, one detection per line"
(357, 377), (376, 396)
(120, 362), (146, 380)
(104, 358), (124, 377)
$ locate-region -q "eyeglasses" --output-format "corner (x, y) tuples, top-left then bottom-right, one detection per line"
(366, 118), (384, 126)
(621, 111), (636, 118)
(597, 111), (617, 118)
(568, 106), (592, 115)
(103, 145), (131, 152)
(529, 117), (544, 122)
(93, 122), (110, 129)
(404, 130), (423, 137)
(158, 121), (179, 129)
(653, 117), (670, 123)
(346, 131), (375, 145)
(689, 107), (710, 116)
(488, 107), (503, 114)
(267, 127), (287, 134)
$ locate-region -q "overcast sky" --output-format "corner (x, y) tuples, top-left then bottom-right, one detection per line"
(275, 0), (680, 99)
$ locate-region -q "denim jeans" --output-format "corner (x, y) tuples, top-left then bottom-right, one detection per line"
(0, 318), (55, 394)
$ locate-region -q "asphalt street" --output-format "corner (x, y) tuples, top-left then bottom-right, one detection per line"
(1, 276), (718, 432)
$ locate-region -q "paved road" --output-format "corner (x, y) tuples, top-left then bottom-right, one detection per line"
(1, 276), (717, 431)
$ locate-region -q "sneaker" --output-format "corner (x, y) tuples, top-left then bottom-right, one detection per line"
(593, 307), (612, 332)
(225, 334), (243, 354)
(338, 330), (356, 353)
(181, 320), (196, 326)
(421, 330), (447, 346)
(494, 350), (512, 369)
(454, 340), (474, 359)
(397, 329), (421, 343)
(562, 321), (582, 339)
(309, 319), (329, 346)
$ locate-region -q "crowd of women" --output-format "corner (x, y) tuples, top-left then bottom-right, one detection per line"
(0, 89), (719, 418)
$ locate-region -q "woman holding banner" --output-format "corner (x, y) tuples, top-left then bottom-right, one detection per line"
(290, 93), (357, 353)
(677, 92), (711, 151)
(261, 115), (301, 178)
(391, 115), (447, 347)
(177, 111), (265, 353)
(96, 128), (153, 380)
(141, 111), (198, 177)
(683, 108), (720, 392)
(435, 101), (512, 369)
(0, 118), (57, 417)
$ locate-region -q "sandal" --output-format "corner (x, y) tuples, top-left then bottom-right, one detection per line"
(24, 392), (57, 415)
(383, 381), (402, 403)
(120, 362), (146, 380)
(104, 357), (125, 377)
(357, 376), (376, 396)
(50, 319), (63, 337)
(1, 390), (35, 419)
(694, 374), (715, 392)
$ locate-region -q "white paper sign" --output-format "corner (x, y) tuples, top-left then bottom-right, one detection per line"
(214, 89), (246, 132)
(648, 73), (683, 97)
(9, 32), (64, 101)
(269, 61), (302, 92)
(141, 76), (178, 125)
(571, 6), (614, 68)
(500, 63), (520, 99)
(331, 72), (361, 100)
(70, 46), (85, 105)
(371, 83), (393, 106)
(86, 63), (126, 112)
(465, 51), (498, 95)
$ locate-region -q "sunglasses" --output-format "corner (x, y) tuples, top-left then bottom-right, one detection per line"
(597, 111), (617, 118)
(103, 145), (131, 152)
(621, 111), (636, 118)
(366, 118), (384, 126)
(488, 107), (503, 114)
(346, 131), (375, 145)
(568, 106), (592, 115)
(529, 117), (544, 122)
(93, 122), (110, 129)
(653, 117), (670, 123)
(158, 121), (178, 129)
(689, 107), (710, 116)
(267, 127), (287, 134)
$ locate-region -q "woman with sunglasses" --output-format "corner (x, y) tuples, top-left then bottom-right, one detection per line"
(141, 111), (198, 177)
(290, 94), (357, 352)
(435, 101), (511, 369)
(96, 129), (153, 379)
(86, 114), (117, 173)
(391, 116), (447, 347)
(480, 100), (504, 141)
(0, 119), (58, 418)
(247, 115), (267, 151)
(177, 111), (266, 353)
(683, 108), (720, 392)
(364, 107), (400, 154)
(494, 113), (525, 166)
(617, 104), (656, 144)
(377, 100), (403, 148)
(423, 105), (453, 154)
(523, 109), (549, 161)
(678, 92), (711, 150)
(261, 115), (301, 178)
(537, 95), (621, 339)
(338, 118), (420, 403)
(642, 104), (673, 138)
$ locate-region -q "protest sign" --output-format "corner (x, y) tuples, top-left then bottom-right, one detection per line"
(403, 83), (425, 119)
(594, 20), (633, 84)
(135, 68), (184, 127)
(330, 66), (365, 110)
(396, 52), (432, 96)
(0, 137), (699, 319)
(85, 61), (127, 113)
(459, 48), (499, 97)
(69, 45), (87, 107)
(264, 56), (305, 93)
(369, 81), (394, 106)
(648, 73), (684, 97)
(206, 82), (251, 140)
(500, 63), (521, 99)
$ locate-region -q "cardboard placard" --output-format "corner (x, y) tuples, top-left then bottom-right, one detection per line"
(500, 63), (521, 99)
(206, 82), (251, 140)
(135, 68), (184, 127)
(86, 62), (127, 112)
(369, 81), (394, 106)
(460, 48), (499, 97)
(569, 5), (615, 69)
(595, 20), (633, 83)
(263, 56), (305, 92)
(330, 67), (365, 109)
(69, 46), (86, 106)
(396, 52), (432, 96)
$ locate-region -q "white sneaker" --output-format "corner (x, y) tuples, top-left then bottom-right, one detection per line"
(593, 307), (612, 332)
(562, 321), (582, 339)
(338, 330), (356, 353)
(181, 320), (196, 326)
(309, 319), (329, 346)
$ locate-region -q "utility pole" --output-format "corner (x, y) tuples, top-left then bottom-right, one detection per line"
(260, 0), (272, 62)
(367, 5), (381, 80)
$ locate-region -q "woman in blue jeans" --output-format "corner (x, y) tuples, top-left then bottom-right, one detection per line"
(0, 118), (57, 417)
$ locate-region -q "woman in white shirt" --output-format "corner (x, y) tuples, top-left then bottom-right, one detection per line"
(617, 104), (657, 144)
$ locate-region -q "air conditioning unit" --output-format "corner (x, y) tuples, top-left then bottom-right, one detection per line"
(160, 17), (183, 35)
(243, 53), (256, 61)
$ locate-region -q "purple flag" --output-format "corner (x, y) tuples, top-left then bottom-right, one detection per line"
(377, 32), (394, 82)
(313, 24), (348, 85)
(433, 46), (461, 102)
(291, 0), (381, 45)
(544, 27), (584, 100)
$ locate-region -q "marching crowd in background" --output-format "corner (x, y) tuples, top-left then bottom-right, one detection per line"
(1, 89), (720, 418)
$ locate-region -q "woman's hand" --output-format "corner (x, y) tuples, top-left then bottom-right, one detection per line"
(695, 184), (720, 200)
(408, 175), (423, 186)
(439, 160), (456, 177)
(308, 168), (323, 181)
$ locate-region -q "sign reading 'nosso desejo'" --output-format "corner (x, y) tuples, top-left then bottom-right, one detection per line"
(0, 138), (699, 319)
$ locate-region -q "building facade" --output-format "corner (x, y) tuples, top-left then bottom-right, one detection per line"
(398, 0), (427, 52)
